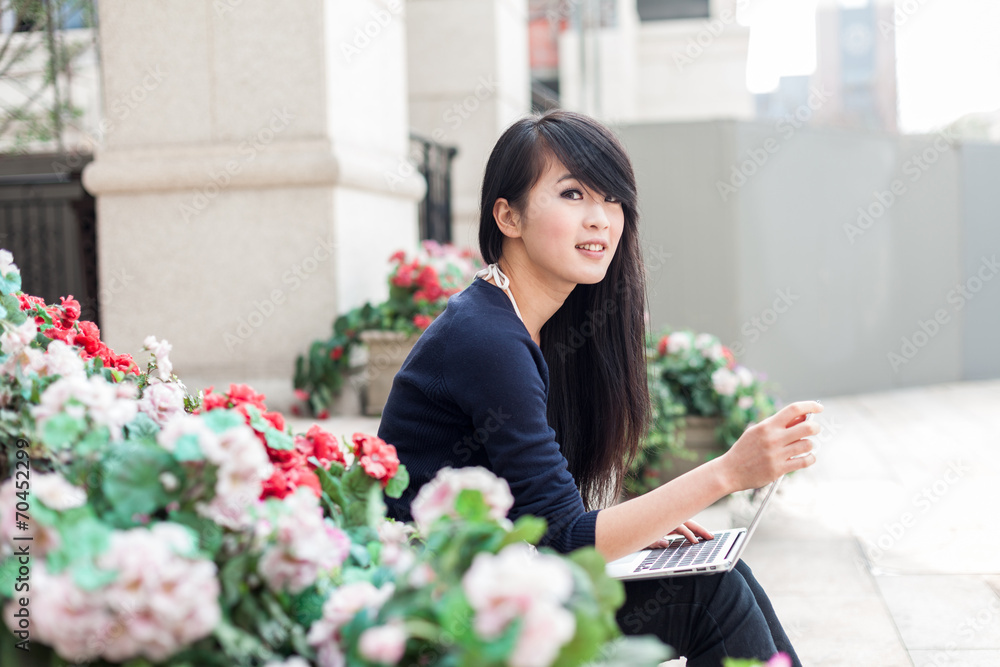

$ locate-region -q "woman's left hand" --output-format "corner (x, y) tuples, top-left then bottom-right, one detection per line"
(643, 520), (715, 549)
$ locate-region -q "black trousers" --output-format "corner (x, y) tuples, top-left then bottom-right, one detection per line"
(615, 559), (802, 667)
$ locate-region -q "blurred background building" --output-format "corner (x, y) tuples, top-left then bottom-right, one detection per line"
(1, 0), (999, 407)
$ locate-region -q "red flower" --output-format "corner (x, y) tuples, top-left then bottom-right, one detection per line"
(295, 425), (346, 468)
(657, 335), (669, 357)
(198, 386), (232, 412)
(59, 295), (81, 328)
(262, 410), (285, 432)
(290, 404), (302, 416)
(722, 346), (736, 369)
(285, 466), (322, 496)
(317, 409), (330, 420)
(228, 383), (268, 410)
(389, 250), (406, 263)
(17, 293), (45, 312)
(330, 346), (344, 361)
(293, 389), (310, 402)
(415, 265), (438, 290)
(71, 321), (104, 356)
(413, 314), (432, 330)
(261, 468), (292, 499)
(352, 433), (400, 488)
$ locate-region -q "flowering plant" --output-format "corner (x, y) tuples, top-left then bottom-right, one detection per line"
(293, 240), (482, 418)
(0, 248), (672, 666)
(625, 328), (780, 496)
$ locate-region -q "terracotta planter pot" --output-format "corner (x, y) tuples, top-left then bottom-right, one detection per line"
(658, 415), (726, 481)
(358, 330), (420, 416)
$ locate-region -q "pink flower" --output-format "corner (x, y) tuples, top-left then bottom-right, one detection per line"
(666, 331), (693, 354)
(462, 543), (576, 667)
(256, 488), (350, 594)
(359, 619), (407, 664)
(307, 581), (395, 667)
(142, 335), (174, 381)
(137, 380), (187, 427)
(711, 368), (739, 397)
(766, 653), (792, 667)
(410, 466), (514, 533)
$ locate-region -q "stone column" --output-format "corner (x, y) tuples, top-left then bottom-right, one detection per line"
(82, 0), (424, 411)
(405, 0), (530, 250)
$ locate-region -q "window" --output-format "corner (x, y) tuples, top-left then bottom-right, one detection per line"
(636, 0), (710, 22)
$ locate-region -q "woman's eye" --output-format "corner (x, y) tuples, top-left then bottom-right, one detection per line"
(561, 189), (583, 200)
(605, 194), (620, 203)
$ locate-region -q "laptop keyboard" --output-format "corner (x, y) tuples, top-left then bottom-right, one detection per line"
(633, 532), (733, 573)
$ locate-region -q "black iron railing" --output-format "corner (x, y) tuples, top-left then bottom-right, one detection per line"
(409, 133), (458, 244)
(0, 160), (99, 327)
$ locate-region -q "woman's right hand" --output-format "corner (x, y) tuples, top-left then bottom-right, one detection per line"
(717, 400), (823, 492)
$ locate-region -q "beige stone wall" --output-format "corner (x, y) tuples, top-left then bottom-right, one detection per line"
(83, 0), (424, 411)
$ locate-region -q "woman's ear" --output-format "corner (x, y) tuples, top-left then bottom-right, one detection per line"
(492, 198), (522, 239)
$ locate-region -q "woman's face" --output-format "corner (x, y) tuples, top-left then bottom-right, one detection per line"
(508, 154), (625, 288)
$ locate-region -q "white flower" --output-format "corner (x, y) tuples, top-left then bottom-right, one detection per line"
(0, 318), (38, 357)
(462, 543), (576, 667)
(30, 374), (138, 442)
(137, 380), (187, 427)
(25, 339), (87, 380)
(33, 472), (87, 510)
(738, 396), (754, 410)
(711, 368), (739, 397)
(410, 466), (514, 533)
(359, 620), (407, 664)
(142, 335), (173, 381)
(157, 414), (272, 529)
(666, 331), (693, 354)
(307, 581), (395, 667)
(256, 488), (350, 594)
(693, 333), (716, 350)
(734, 365), (754, 387)
(705, 343), (726, 363)
(0, 249), (17, 277)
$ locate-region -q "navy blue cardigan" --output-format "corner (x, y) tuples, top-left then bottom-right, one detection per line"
(378, 276), (600, 553)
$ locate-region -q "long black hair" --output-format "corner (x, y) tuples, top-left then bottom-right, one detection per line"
(478, 109), (650, 510)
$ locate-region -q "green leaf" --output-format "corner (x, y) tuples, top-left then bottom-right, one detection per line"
(172, 432), (204, 461)
(124, 411), (160, 440)
(587, 635), (676, 666)
(101, 441), (179, 521)
(76, 425), (111, 456)
(454, 488), (490, 522)
(264, 427), (294, 451)
(366, 481), (387, 528)
(0, 271), (22, 295)
(384, 463), (409, 498)
(46, 515), (114, 590)
(0, 557), (20, 598)
(168, 510), (224, 558)
(41, 412), (85, 448)
(500, 515), (547, 547)
(201, 408), (245, 434)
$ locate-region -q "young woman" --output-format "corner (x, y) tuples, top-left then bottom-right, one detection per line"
(378, 109), (822, 666)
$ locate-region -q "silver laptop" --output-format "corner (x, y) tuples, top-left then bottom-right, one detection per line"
(605, 473), (784, 580)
